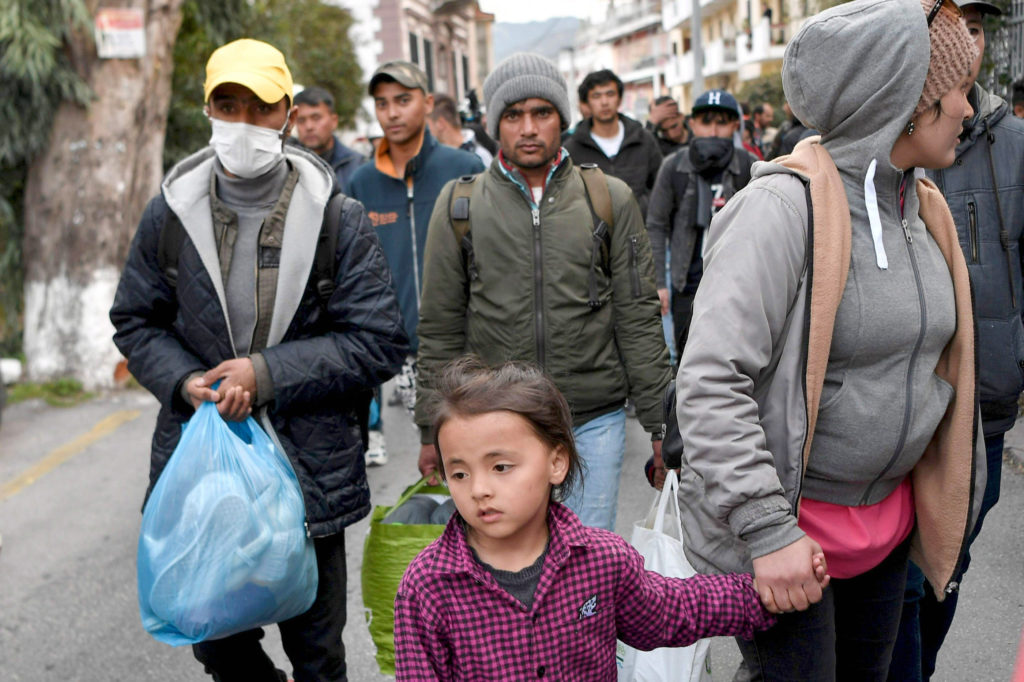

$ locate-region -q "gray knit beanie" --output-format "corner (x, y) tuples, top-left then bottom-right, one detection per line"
(483, 52), (570, 139)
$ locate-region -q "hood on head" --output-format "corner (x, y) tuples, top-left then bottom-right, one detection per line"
(783, 0), (930, 173)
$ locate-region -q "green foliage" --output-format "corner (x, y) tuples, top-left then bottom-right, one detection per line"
(9, 377), (94, 406)
(0, 0), (93, 357)
(164, 0), (362, 170)
(164, 0), (253, 169)
(737, 73), (785, 126)
(250, 0), (362, 127)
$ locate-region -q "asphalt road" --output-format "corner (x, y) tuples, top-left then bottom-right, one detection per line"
(0, 384), (1021, 681)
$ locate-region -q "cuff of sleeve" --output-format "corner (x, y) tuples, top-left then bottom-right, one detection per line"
(419, 424), (435, 445)
(741, 511), (806, 561)
(251, 353), (274, 407)
(178, 370), (204, 409)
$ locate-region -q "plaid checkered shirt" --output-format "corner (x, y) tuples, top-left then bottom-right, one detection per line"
(394, 502), (775, 680)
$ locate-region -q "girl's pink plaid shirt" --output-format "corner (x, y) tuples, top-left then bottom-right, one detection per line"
(394, 502), (774, 681)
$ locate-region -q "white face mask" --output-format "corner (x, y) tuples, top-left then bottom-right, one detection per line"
(208, 117), (288, 178)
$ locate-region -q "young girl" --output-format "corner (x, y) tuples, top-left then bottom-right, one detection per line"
(394, 358), (825, 681)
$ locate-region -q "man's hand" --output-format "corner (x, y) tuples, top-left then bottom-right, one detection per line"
(187, 358), (256, 422)
(651, 439), (668, 490)
(418, 443), (441, 485)
(649, 99), (679, 127)
(751, 535), (826, 614)
(657, 288), (670, 316)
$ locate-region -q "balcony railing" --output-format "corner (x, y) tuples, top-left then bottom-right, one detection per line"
(598, 2), (663, 43)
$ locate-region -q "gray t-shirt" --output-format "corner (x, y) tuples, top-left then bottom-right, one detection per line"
(471, 543), (549, 611)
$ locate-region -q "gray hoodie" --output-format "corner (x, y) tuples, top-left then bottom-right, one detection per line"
(783, 0), (957, 504)
(676, 0), (967, 570)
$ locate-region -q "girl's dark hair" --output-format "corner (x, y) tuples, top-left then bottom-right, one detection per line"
(428, 356), (583, 502)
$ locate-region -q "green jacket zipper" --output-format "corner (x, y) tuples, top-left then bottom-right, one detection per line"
(532, 206), (546, 367)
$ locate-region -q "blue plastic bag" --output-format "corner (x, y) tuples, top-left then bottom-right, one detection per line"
(137, 401), (318, 645)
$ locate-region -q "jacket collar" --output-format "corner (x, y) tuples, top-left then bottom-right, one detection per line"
(327, 134), (362, 169)
(432, 501), (588, 581)
(494, 147), (570, 207)
(161, 144), (334, 351)
(373, 126), (438, 180)
(959, 83), (1009, 150)
(573, 113), (644, 150)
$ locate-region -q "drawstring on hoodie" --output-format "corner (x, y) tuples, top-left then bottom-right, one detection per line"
(983, 119), (1016, 308)
(863, 159), (889, 269)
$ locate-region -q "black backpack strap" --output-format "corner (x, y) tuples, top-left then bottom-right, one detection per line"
(315, 192), (345, 305)
(577, 164), (614, 311)
(157, 206), (186, 290)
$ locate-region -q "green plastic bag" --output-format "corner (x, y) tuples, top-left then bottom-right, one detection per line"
(361, 477), (449, 674)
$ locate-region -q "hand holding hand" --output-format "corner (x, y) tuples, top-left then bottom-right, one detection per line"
(752, 535), (826, 614)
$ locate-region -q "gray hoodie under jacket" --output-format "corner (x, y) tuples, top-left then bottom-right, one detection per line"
(674, 0), (984, 575)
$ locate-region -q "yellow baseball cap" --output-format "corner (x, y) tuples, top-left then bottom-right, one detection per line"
(204, 39), (293, 105)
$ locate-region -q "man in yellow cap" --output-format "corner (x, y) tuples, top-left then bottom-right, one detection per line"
(110, 38), (408, 681)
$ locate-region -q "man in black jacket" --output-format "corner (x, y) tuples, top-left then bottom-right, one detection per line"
(109, 39), (407, 681)
(889, 2), (1024, 678)
(563, 69), (663, 217)
(646, 89), (755, 355)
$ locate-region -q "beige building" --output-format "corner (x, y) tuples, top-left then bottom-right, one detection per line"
(373, 0), (494, 103)
(662, 0), (818, 110)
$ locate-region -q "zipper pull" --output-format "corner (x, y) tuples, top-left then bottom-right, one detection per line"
(531, 207), (540, 227)
(902, 218), (913, 244)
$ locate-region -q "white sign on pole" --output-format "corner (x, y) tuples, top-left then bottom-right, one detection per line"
(95, 8), (146, 59)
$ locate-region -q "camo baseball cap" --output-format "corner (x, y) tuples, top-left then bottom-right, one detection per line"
(369, 61), (429, 95)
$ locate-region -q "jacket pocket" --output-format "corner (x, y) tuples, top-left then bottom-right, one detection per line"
(818, 372), (848, 412)
(967, 199), (979, 263)
(628, 235), (642, 298)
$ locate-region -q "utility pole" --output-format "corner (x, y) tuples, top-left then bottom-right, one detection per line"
(691, 0), (704, 98)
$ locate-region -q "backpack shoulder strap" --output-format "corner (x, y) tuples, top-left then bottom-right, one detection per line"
(576, 164), (616, 311)
(157, 204), (186, 290)
(577, 163), (614, 229)
(314, 192), (346, 304)
(448, 174), (478, 243)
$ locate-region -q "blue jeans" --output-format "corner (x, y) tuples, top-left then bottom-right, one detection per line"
(562, 408), (627, 531)
(888, 431), (1005, 681)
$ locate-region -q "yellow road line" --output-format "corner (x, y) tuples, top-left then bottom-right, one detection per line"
(0, 409), (141, 502)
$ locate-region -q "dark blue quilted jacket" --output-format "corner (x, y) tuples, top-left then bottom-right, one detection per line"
(110, 148), (408, 536)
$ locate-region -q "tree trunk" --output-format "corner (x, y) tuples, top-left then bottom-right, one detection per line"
(22, 0), (183, 389)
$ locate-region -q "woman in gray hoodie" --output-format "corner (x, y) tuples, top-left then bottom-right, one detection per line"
(673, 0), (984, 679)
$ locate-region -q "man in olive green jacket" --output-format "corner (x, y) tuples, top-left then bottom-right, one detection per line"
(413, 53), (671, 530)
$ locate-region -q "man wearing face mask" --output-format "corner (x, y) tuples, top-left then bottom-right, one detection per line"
(646, 89), (756, 355)
(110, 38), (408, 681)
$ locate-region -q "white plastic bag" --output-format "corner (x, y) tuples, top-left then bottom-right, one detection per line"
(617, 470), (712, 682)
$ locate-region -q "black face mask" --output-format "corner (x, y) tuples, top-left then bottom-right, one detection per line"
(688, 136), (735, 176)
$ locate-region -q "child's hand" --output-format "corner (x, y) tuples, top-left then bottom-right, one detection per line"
(812, 552), (830, 589)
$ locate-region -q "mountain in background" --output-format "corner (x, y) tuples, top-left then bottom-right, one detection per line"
(493, 17), (580, 63)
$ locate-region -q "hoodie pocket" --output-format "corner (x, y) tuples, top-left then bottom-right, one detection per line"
(818, 372), (848, 412)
